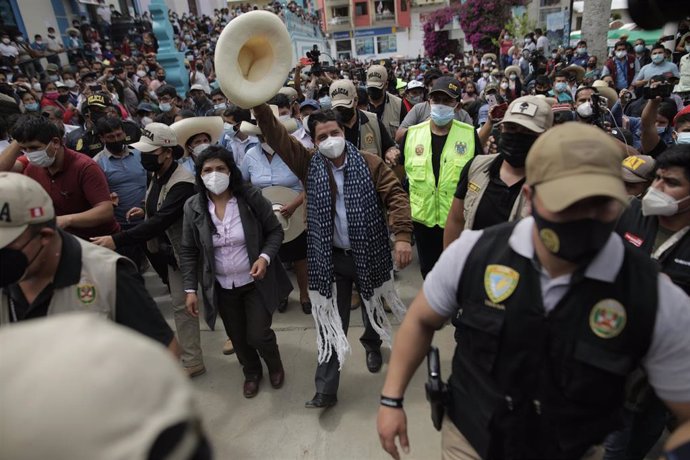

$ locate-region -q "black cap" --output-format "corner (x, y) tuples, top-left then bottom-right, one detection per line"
(429, 76), (461, 99)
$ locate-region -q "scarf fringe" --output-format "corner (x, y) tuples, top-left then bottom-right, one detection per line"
(361, 272), (407, 348)
(309, 285), (351, 369)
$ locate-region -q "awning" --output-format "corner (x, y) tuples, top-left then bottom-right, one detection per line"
(78, 0), (102, 4)
(570, 27), (663, 45)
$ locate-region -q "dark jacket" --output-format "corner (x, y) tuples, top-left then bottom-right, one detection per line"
(179, 185), (292, 330)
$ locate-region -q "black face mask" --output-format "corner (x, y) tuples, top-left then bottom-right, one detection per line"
(534, 89), (549, 96)
(0, 234), (42, 287)
(90, 111), (106, 125)
(499, 132), (538, 168)
(106, 140), (125, 154)
(532, 203), (616, 265)
(157, 75), (166, 82)
(57, 94), (69, 103)
(127, 71), (135, 77)
(367, 87), (384, 100)
(140, 152), (163, 172)
(335, 107), (355, 122)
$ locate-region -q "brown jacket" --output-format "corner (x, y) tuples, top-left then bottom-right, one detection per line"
(253, 103), (413, 244)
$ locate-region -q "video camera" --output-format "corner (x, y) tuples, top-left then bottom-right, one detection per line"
(306, 45), (322, 75)
(643, 83), (673, 100)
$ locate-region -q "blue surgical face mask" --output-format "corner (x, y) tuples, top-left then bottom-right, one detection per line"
(318, 96), (332, 110)
(430, 103), (455, 126)
(214, 102), (227, 110)
(25, 102), (39, 112)
(676, 132), (690, 144)
(634, 44), (645, 53)
(651, 53), (665, 64)
(555, 82), (568, 93)
(657, 126), (667, 135)
(159, 102), (172, 112)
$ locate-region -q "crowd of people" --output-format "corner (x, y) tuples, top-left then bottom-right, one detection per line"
(0, 5), (690, 460)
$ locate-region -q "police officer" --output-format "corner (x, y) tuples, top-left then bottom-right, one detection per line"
(603, 145), (690, 460)
(444, 96), (553, 248)
(377, 123), (690, 460)
(394, 76), (480, 278)
(366, 65), (407, 140)
(66, 93), (141, 158)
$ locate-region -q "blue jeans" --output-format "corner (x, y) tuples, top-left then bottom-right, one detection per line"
(603, 395), (668, 460)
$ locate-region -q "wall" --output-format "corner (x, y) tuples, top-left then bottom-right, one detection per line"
(18, 0), (74, 40)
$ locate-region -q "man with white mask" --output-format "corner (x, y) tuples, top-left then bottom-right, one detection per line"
(607, 144), (690, 460)
(252, 103), (413, 408)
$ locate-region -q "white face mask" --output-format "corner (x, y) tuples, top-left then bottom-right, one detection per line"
(63, 79), (76, 88)
(576, 101), (594, 118)
(202, 171), (230, 195)
(32, 83), (42, 92)
(141, 117), (153, 126)
(500, 82), (509, 89)
(136, 70), (146, 78)
(319, 136), (345, 159)
(641, 187), (690, 216)
(278, 114), (291, 122)
(192, 143), (210, 157)
(26, 145), (56, 168)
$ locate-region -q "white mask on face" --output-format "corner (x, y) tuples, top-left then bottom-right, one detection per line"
(63, 79), (76, 88)
(192, 143), (210, 157)
(319, 136), (345, 159)
(26, 144), (56, 168)
(576, 101), (594, 118)
(641, 187), (690, 216)
(202, 171), (230, 195)
(136, 70), (146, 78)
(141, 116), (153, 126)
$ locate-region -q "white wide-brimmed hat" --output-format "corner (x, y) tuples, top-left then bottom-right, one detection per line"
(261, 186), (305, 243)
(239, 105), (298, 136)
(170, 116), (225, 149)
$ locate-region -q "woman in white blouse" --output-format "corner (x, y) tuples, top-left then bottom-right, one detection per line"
(180, 146), (292, 398)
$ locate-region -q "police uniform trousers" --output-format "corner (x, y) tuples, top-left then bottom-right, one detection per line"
(315, 249), (382, 395)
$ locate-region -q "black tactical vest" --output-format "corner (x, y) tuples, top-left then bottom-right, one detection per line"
(616, 198), (690, 295)
(449, 222), (658, 459)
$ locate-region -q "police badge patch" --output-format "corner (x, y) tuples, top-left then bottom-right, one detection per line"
(415, 144), (424, 155)
(589, 299), (627, 339)
(77, 284), (96, 304)
(484, 264), (520, 304)
(455, 141), (467, 155)
(365, 133), (375, 145)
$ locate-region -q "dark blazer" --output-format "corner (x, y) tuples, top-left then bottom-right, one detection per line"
(179, 184), (293, 330)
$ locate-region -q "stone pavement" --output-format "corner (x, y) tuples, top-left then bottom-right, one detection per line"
(147, 255), (455, 460)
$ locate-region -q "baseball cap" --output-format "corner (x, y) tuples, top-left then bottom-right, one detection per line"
(621, 155), (656, 183)
(429, 76), (461, 99)
(406, 80), (424, 91)
(499, 96), (554, 134)
(299, 98), (320, 110)
(189, 83), (208, 94)
(0, 314), (204, 460)
(673, 104), (690, 126)
(329, 79), (357, 109)
(526, 123), (628, 212)
(136, 101), (155, 113)
(86, 93), (111, 109)
(366, 65), (388, 89)
(0, 172), (55, 249)
(45, 63), (59, 73)
(278, 86), (299, 104)
(130, 122), (178, 152)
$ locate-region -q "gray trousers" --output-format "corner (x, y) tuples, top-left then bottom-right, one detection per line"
(168, 265), (203, 367)
(314, 251), (382, 395)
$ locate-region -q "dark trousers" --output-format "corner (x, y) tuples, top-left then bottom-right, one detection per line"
(217, 282), (282, 380)
(314, 250), (382, 395)
(413, 222), (444, 279)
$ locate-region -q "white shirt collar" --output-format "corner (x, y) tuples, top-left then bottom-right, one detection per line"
(509, 216), (623, 283)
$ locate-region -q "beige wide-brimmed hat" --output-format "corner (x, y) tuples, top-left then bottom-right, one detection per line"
(505, 65), (521, 78)
(214, 11), (294, 109)
(261, 186), (305, 243)
(170, 116), (224, 149)
(592, 80), (619, 109)
(564, 64), (585, 82)
(239, 105), (298, 136)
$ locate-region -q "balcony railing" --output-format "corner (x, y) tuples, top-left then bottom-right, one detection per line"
(328, 16), (351, 25)
(374, 11), (395, 21)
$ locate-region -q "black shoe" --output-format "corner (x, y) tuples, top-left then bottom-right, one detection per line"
(305, 393), (338, 408)
(301, 301), (312, 315)
(278, 297), (288, 313)
(366, 350), (383, 373)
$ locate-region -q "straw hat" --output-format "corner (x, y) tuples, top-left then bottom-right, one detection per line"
(170, 116), (225, 149)
(261, 186), (305, 243)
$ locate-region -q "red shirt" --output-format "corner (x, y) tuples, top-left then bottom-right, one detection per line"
(24, 148), (120, 239)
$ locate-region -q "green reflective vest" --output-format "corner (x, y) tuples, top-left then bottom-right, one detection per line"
(404, 120), (475, 228)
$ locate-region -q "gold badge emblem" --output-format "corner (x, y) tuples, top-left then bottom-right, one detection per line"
(484, 264), (520, 304)
(75, 138), (83, 151)
(468, 181), (480, 193)
(415, 144), (424, 155)
(76, 284), (96, 304)
(455, 141), (467, 155)
(539, 228), (560, 253)
(365, 133), (375, 145)
(589, 299), (627, 339)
